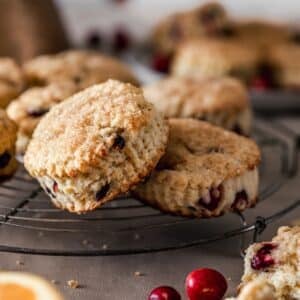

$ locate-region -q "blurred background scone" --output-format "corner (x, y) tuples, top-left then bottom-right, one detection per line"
(268, 42), (300, 89)
(23, 50), (139, 87)
(171, 38), (259, 85)
(152, 2), (227, 56)
(7, 81), (79, 154)
(0, 109), (18, 179)
(0, 58), (25, 108)
(134, 119), (260, 218)
(24, 80), (169, 213)
(144, 76), (252, 135)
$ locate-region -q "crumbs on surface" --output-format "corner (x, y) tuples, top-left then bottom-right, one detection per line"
(67, 279), (80, 289)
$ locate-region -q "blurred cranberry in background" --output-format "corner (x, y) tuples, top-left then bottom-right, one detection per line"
(86, 31), (102, 49)
(151, 53), (171, 73)
(113, 28), (131, 52)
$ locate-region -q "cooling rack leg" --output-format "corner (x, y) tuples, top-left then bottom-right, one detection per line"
(252, 216), (267, 243)
(236, 212), (248, 257)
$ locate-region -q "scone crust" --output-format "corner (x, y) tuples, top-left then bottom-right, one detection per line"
(144, 76), (249, 116)
(7, 81), (79, 154)
(171, 38), (259, 80)
(24, 80), (169, 213)
(23, 50), (138, 87)
(0, 58), (25, 108)
(134, 118), (260, 218)
(241, 226), (300, 300)
(0, 109), (18, 177)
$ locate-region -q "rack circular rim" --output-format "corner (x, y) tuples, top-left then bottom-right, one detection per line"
(0, 120), (298, 256)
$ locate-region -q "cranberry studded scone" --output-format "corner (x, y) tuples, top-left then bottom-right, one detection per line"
(0, 58), (25, 108)
(23, 50), (139, 88)
(134, 119), (260, 218)
(171, 38), (259, 85)
(7, 81), (79, 154)
(24, 80), (169, 213)
(144, 76), (252, 135)
(226, 279), (276, 300)
(241, 226), (300, 299)
(152, 2), (227, 55)
(0, 109), (18, 179)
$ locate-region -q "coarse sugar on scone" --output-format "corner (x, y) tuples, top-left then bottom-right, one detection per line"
(24, 80), (169, 213)
(134, 118), (260, 218)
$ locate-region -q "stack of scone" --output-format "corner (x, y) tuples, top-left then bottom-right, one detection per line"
(151, 2), (300, 90)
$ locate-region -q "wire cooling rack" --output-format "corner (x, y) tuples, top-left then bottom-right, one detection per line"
(0, 120), (298, 256)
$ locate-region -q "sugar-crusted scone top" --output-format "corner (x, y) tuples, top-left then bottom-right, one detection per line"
(0, 58), (24, 108)
(0, 109), (17, 152)
(172, 38), (259, 77)
(23, 50), (138, 87)
(143, 76), (249, 117)
(24, 80), (167, 178)
(147, 119), (259, 185)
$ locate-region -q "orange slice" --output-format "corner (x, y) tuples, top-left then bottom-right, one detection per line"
(0, 272), (63, 300)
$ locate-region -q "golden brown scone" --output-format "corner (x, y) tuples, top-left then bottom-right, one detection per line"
(23, 50), (139, 87)
(0, 58), (25, 108)
(134, 119), (260, 218)
(0, 109), (18, 179)
(144, 76), (252, 135)
(7, 81), (79, 154)
(24, 80), (169, 213)
(152, 2), (227, 55)
(268, 42), (300, 89)
(171, 38), (259, 84)
(241, 226), (300, 299)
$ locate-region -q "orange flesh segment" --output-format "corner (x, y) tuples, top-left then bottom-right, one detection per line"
(0, 283), (36, 300)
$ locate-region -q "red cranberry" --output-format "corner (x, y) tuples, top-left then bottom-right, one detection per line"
(0, 151), (11, 169)
(251, 77), (270, 91)
(185, 268), (227, 300)
(113, 28), (131, 52)
(231, 190), (248, 210)
(27, 108), (49, 117)
(53, 182), (58, 193)
(198, 186), (222, 211)
(251, 243), (277, 270)
(148, 286), (181, 300)
(112, 134), (125, 150)
(151, 53), (171, 73)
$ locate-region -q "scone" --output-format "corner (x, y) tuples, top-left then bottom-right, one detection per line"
(226, 279), (276, 300)
(268, 42), (300, 89)
(133, 119), (260, 218)
(24, 80), (169, 213)
(7, 81), (79, 154)
(171, 38), (259, 85)
(0, 58), (25, 108)
(143, 76), (252, 135)
(152, 2), (227, 55)
(241, 226), (300, 299)
(0, 109), (18, 179)
(23, 50), (138, 87)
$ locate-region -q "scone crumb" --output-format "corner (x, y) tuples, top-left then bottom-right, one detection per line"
(67, 279), (79, 289)
(16, 260), (24, 266)
(102, 244), (108, 250)
(51, 279), (58, 285)
(134, 271), (144, 277)
(82, 239), (89, 245)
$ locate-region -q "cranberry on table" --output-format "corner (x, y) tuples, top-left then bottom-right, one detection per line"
(148, 286), (181, 300)
(185, 268), (227, 300)
(113, 28), (131, 52)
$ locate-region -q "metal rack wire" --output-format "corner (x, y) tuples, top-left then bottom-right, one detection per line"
(0, 120), (298, 256)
